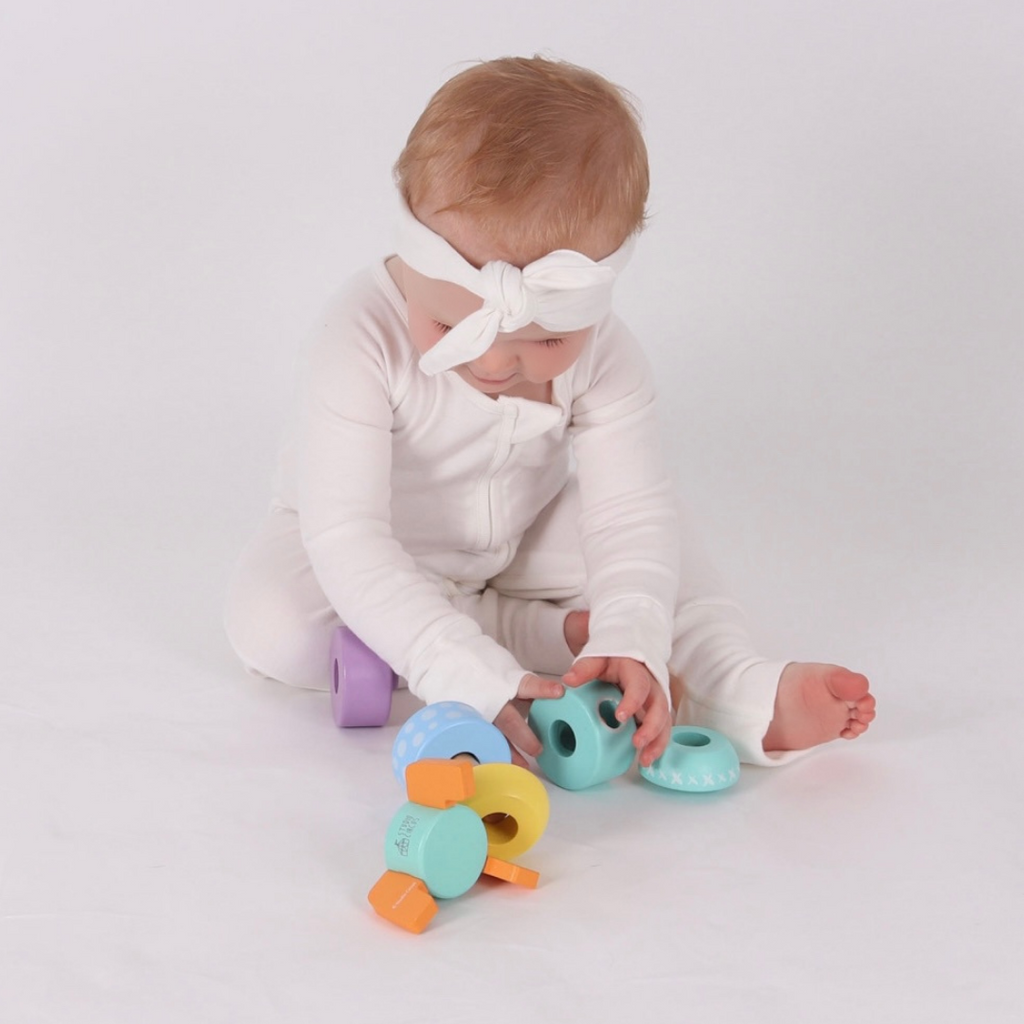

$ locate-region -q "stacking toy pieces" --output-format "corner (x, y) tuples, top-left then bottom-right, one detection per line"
(639, 726), (740, 792)
(528, 679), (637, 790)
(368, 758), (548, 934)
(461, 761), (550, 860)
(329, 627), (398, 728)
(391, 702), (511, 782)
(383, 785), (486, 900)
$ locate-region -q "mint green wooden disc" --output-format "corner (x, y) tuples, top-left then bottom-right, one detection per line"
(528, 679), (637, 790)
(384, 802), (487, 899)
(640, 727), (740, 792)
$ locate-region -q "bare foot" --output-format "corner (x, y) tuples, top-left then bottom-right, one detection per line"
(762, 662), (876, 752)
(564, 610), (590, 657)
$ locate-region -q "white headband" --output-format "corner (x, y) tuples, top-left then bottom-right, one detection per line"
(395, 200), (634, 375)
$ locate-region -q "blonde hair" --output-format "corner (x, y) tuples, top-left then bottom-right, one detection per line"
(394, 56), (649, 264)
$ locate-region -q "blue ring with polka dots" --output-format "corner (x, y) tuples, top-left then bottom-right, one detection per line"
(639, 726), (741, 793)
(392, 702), (512, 782)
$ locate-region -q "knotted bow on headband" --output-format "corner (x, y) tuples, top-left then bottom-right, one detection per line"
(395, 200), (635, 375)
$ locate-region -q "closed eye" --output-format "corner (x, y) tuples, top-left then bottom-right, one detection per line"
(537, 337), (565, 347)
(433, 320), (452, 334)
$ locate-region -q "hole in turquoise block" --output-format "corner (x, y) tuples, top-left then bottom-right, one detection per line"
(598, 700), (621, 729)
(552, 720), (577, 756)
(674, 731), (711, 747)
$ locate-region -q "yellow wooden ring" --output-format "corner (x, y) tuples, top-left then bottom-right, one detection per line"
(461, 763), (550, 860)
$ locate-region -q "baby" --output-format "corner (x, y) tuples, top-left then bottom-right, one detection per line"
(224, 56), (874, 769)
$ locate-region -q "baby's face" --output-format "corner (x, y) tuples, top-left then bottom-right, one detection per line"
(398, 207), (623, 398)
(400, 264), (592, 398)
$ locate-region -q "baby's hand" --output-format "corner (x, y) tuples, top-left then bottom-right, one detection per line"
(563, 656), (671, 767)
(493, 674), (565, 767)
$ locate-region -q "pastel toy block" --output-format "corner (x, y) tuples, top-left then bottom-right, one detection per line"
(330, 627), (398, 728)
(528, 679), (637, 790)
(482, 856), (540, 890)
(368, 871), (438, 934)
(460, 762), (550, 860)
(384, 802), (488, 899)
(639, 727), (741, 793)
(392, 702), (511, 782)
(405, 758), (476, 809)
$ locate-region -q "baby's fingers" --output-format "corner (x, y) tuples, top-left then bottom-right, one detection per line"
(509, 746), (529, 769)
(517, 672), (564, 702)
(563, 657), (608, 687)
(612, 661), (652, 723)
(494, 701), (543, 761)
(634, 700), (671, 767)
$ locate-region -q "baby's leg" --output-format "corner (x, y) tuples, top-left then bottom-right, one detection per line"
(223, 508), (339, 690)
(226, 505), (579, 694)
(488, 480), (589, 673)
(493, 482), (877, 763)
(666, 502), (874, 762)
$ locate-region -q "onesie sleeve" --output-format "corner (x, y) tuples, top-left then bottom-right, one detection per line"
(294, 279), (528, 722)
(568, 319), (798, 765)
(568, 316), (680, 698)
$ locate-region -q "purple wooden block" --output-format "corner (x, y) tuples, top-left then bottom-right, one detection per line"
(329, 627), (397, 728)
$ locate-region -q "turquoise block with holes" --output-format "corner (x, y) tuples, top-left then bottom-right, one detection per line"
(639, 726), (740, 792)
(384, 801), (488, 899)
(528, 679), (637, 790)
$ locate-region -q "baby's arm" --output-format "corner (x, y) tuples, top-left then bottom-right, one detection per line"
(454, 587), (578, 679)
(295, 296), (534, 723)
(566, 316), (680, 758)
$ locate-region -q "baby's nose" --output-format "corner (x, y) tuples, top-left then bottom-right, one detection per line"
(473, 344), (515, 374)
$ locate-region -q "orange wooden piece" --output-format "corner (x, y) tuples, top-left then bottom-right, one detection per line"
(404, 758), (476, 808)
(481, 856), (540, 890)
(368, 871), (438, 934)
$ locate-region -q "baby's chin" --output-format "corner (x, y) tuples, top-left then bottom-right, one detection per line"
(457, 367), (551, 401)
(463, 368), (520, 390)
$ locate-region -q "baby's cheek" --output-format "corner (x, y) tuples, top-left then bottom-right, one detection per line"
(409, 317), (444, 356)
(549, 334), (590, 375)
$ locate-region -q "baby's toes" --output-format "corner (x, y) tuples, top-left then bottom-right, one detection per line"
(852, 696), (876, 722)
(827, 668), (871, 703)
(841, 719), (870, 738)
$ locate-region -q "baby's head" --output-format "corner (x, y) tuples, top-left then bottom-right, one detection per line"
(394, 56), (649, 266)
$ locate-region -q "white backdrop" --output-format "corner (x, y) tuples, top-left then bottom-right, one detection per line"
(2, 2), (1022, 1022)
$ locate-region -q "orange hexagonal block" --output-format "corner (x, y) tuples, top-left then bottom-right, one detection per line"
(404, 758), (476, 808)
(481, 856), (540, 889)
(368, 870), (438, 934)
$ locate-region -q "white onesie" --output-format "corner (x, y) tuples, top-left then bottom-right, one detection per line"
(225, 260), (797, 765)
